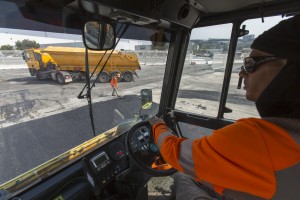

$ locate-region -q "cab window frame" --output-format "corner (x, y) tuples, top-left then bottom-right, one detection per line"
(159, 8), (297, 138)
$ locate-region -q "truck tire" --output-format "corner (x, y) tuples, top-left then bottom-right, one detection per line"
(111, 71), (122, 82)
(56, 73), (65, 84)
(77, 73), (84, 81)
(99, 72), (110, 83)
(123, 71), (133, 82)
(29, 68), (36, 76)
(36, 72), (42, 80)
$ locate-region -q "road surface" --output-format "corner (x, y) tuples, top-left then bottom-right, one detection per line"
(0, 63), (258, 184)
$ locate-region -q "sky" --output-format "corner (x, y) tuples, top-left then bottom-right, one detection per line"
(0, 28), (147, 51)
(190, 16), (289, 40)
(0, 28), (82, 46)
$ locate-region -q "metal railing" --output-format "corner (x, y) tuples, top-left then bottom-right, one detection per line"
(0, 50), (25, 65)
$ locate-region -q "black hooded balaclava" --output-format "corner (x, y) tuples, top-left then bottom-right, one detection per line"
(250, 15), (300, 118)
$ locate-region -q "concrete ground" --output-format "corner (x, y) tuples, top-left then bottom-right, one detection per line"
(148, 176), (175, 200)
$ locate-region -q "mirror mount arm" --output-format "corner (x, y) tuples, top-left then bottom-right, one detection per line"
(85, 48), (97, 136)
(98, 24), (105, 49)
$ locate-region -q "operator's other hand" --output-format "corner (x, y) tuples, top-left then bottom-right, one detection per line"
(148, 117), (165, 126)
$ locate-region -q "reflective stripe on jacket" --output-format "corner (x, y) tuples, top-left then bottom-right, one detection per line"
(152, 118), (300, 199)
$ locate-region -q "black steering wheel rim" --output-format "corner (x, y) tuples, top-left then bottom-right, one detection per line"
(125, 120), (176, 176)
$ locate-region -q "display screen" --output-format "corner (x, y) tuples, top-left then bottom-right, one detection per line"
(94, 154), (107, 166)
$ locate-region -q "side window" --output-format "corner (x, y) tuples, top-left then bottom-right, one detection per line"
(28, 51), (34, 59)
(224, 16), (290, 120)
(178, 122), (213, 139)
(175, 24), (232, 138)
(175, 24), (232, 117)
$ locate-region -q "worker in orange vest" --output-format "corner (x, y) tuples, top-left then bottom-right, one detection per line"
(110, 73), (121, 97)
(149, 15), (300, 199)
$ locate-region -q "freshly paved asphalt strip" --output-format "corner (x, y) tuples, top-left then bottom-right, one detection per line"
(0, 95), (156, 184)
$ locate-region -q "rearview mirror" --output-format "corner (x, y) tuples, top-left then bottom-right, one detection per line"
(141, 89), (152, 110)
(150, 29), (169, 49)
(83, 21), (116, 50)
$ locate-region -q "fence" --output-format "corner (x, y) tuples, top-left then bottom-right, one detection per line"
(211, 53), (243, 70)
(1, 50), (244, 68)
(0, 50), (25, 65)
(135, 50), (168, 65)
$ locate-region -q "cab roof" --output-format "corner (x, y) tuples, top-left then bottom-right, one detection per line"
(1, 0), (300, 38)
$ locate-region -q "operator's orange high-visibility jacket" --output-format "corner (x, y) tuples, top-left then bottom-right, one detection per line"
(110, 77), (118, 88)
(152, 118), (300, 199)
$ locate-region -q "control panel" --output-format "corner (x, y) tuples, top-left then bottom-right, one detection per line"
(83, 137), (129, 190)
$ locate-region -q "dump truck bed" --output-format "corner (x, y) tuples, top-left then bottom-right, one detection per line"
(41, 46), (140, 73)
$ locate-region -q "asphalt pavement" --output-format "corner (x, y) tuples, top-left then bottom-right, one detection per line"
(0, 94), (157, 184)
(0, 65), (164, 184)
(0, 63), (256, 184)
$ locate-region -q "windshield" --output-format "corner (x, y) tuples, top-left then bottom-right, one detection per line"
(0, 3), (168, 189)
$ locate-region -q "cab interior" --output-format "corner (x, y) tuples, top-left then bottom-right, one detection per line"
(0, 0), (300, 200)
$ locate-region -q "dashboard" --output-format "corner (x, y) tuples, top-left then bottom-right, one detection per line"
(81, 124), (153, 194)
(14, 122), (165, 200)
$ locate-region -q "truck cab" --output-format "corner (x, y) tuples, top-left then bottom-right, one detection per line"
(23, 49), (56, 76)
(0, 0), (299, 200)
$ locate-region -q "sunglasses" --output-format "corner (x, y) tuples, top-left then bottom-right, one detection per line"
(241, 56), (282, 74)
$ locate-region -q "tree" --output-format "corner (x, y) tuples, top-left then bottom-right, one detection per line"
(15, 39), (40, 50)
(0, 44), (14, 50)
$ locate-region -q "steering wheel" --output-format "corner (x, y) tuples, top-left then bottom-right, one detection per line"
(125, 121), (176, 176)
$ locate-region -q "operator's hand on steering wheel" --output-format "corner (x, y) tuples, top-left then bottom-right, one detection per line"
(148, 117), (165, 126)
(148, 117), (168, 144)
(126, 121), (177, 176)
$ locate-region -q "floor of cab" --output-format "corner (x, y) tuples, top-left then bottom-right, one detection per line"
(147, 176), (175, 200)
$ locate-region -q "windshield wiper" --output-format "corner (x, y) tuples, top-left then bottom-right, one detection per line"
(78, 24), (129, 136)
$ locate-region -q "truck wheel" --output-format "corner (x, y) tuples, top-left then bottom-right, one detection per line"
(36, 72), (42, 80)
(111, 72), (122, 82)
(56, 73), (65, 84)
(77, 74), (83, 81)
(123, 71), (133, 82)
(99, 72), (110, 83)
(29, 68), (36, 76)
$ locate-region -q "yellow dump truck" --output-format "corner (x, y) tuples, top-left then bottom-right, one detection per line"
(22, 46), (141, 84)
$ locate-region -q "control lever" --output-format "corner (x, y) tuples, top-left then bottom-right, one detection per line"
(116, 168), (132, 180)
